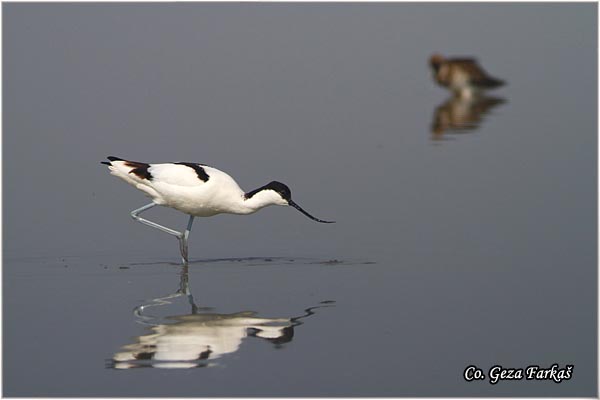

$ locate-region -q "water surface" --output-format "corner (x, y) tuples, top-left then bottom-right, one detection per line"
(3, 3), (596, 396)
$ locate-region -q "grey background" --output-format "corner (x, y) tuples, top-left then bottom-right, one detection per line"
(3, 3), (597, 396)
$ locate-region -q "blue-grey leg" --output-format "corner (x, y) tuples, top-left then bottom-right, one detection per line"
(130, 203), (194, 264)
(179, 216), (195, 265)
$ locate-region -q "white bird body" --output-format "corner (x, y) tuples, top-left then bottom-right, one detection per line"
(107, 160), (283, 217)
(102, 156), (333, 263)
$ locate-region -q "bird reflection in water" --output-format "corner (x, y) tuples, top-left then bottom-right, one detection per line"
(111, 265), (334, 369)
(430, 95), (506, 141)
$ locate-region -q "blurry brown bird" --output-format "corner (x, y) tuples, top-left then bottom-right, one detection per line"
(429, 53), (505, 98)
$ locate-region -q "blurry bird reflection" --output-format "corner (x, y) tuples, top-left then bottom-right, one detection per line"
(430, 95), (506, 141)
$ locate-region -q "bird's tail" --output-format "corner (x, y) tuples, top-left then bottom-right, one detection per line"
(100, 156), (125, 166)
(101, 156), (152, 185)
(480, 76), (505, 89)
(101, 156), (160, 201)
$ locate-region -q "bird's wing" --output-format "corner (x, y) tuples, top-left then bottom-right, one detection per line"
(452, 59), (487, 80)
(450, 57), (478, 64)
(148, 163), (211, 187)
(103, 157), (211, 187)
(453, 59), (505, 87)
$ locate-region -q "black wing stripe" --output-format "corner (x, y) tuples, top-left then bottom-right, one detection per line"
(175, 162), (210, 182)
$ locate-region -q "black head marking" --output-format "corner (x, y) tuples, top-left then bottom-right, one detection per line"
(265, 181), (292, 201)
(175, 162), (210, 182)
(244, 181), (291, 201)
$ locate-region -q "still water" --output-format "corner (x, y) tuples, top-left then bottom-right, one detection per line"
(3, 3), (596, 396)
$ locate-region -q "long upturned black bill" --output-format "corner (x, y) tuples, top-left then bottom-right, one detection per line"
(289, 200), (335, 223)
